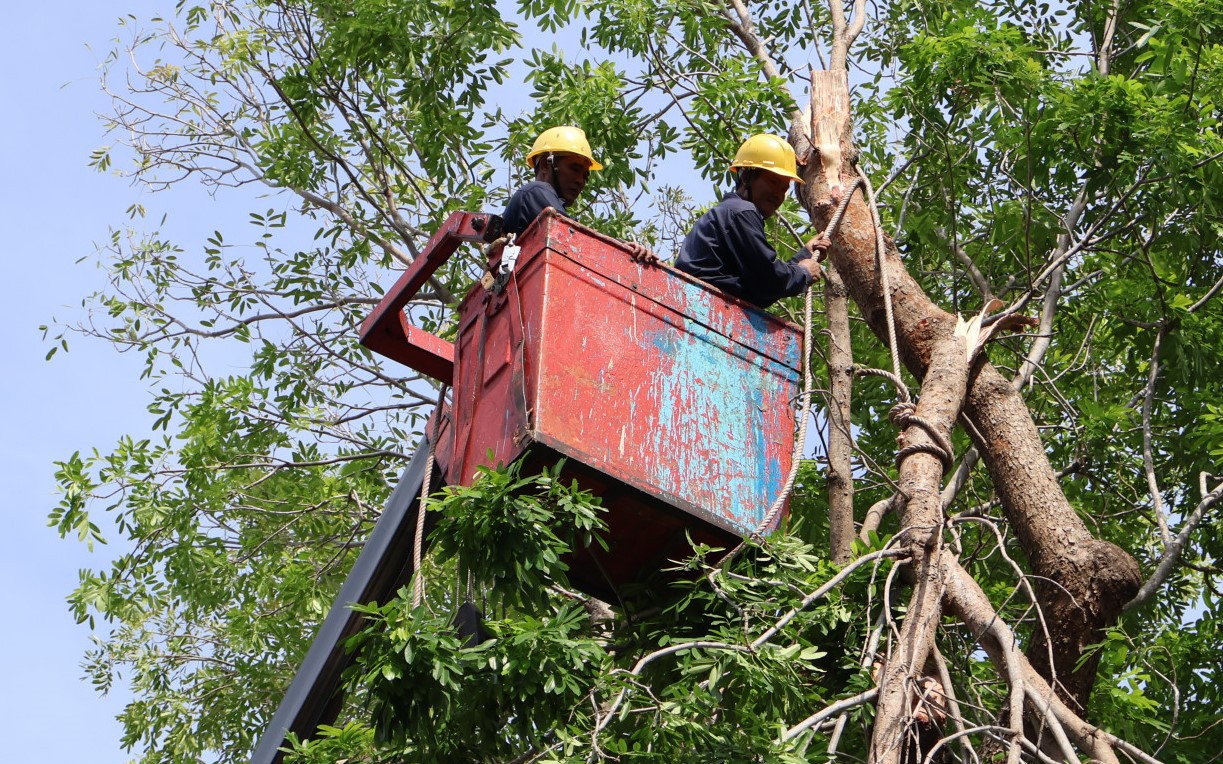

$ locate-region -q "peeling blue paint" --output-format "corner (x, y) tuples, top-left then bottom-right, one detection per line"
(642, 300), (793, 533)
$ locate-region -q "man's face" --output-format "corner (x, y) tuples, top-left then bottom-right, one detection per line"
(539, 152), (592, 205)
(746, 170), (793, 219)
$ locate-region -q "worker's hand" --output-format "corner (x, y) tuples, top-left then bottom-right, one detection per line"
(800, 257), (824, 282)
(804, 232), (832, 261)
(485, 239), (505, 263)
(627, 241), (659, 265)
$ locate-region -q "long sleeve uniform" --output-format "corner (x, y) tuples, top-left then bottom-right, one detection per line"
(675, 193), (812, 308)
(501, 181), (568, 236)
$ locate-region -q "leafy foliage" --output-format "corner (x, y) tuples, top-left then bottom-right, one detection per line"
(48, 0), (1223, 760)
(428, 461), (608, 615)
(344, 469), (880, 764)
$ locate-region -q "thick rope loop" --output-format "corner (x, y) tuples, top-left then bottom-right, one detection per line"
(854, 364), (911, 404)
(888, 400), (917, 428)
(888, 401), (955, 476)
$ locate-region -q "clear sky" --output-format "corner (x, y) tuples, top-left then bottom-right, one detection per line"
(0, 4), (249, 761)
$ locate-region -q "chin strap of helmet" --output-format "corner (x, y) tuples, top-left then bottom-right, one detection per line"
(545, 152), (560, 195)
(738, 168), (758, 205)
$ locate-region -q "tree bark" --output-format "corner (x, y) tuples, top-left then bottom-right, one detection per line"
(825, 264), (856, 564)
(871, 333), (967, 764)
(797, 69), (1141, 712)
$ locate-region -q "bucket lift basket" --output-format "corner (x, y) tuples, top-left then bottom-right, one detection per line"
(359, 208), (805, 597)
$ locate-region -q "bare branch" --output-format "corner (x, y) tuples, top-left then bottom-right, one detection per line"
(1127, 475), (1223, 609)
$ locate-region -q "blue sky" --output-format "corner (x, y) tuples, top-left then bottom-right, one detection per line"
(0, 4), (247, 761)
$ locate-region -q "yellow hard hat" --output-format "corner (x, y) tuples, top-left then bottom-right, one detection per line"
(526, 125), (604, 171)
(730, 133), (804, 184)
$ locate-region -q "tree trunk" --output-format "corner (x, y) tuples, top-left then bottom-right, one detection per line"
(870, 333), (967, 764)
(797, 70), (1141, 712)
(825, 264), (856, 564)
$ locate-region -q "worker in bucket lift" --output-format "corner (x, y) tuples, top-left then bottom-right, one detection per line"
(675, 134), (830, 308)
(502, 125), (656, 263)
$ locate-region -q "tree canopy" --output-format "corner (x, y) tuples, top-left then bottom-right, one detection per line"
(50, 0), (1223, 762)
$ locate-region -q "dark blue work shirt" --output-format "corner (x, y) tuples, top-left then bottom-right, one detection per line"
(502, 181), (568, 236)
(675, 193), (813, 308)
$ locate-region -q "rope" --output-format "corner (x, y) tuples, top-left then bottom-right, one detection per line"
(411, 384), (449, 609)
(746, 176), (866, 541)
(851, 369), (954, 475)
(411, 450), (434, 609)
(888, 401), (955, 476)
(853, 365), (911, 404)
(857, 166), (903, 384)
(851, 168), (960, 476)
(750, 279), (818, 540)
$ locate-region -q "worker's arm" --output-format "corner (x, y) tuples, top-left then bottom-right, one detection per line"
(723, 209), (815, 306)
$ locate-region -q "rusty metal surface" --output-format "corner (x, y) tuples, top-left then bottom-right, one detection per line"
(447, 210), (802, 538)
(263, 208), (809, 758)
(358, 211), (497, 382)
(362, 209), (804, 593)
